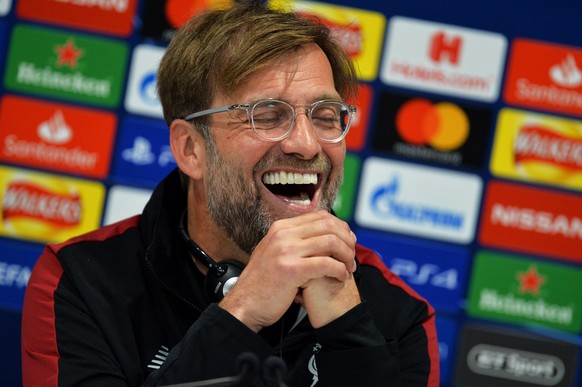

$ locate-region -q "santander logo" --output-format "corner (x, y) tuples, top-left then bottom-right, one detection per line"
(37, 110), (73, 145)
(550, 54), (582, 88)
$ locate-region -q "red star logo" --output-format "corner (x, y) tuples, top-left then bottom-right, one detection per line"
(516, 265), (546, 295)
(54, 39), (84, 69)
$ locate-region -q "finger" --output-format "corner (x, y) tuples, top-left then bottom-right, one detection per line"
(291, 234), (356, 271)
(271, 212), (356, 253)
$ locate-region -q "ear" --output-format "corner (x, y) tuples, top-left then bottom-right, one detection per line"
(170, 119), (206, 180)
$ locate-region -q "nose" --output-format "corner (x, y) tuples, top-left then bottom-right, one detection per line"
(279, 111), (321, 160)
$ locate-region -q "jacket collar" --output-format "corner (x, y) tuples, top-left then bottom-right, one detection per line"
(140, 168), (209, 314)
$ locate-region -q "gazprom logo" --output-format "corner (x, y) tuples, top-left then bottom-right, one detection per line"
(124, 44), (165, 118)
(371, 175), (464, 230)
(355, 157), (482, 244)
(139, 71), (158, 106)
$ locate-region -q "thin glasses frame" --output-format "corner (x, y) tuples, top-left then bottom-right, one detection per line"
(183, 98), (356, 143)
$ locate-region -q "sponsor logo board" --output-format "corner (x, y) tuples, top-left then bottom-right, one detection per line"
(332, 153), (359, 222)
(467, 251), (582, 333)
(0, 95), (117, 179)
(0, 20), (6, 64)
(16, 0), (138, 37)
(490, 108), (582, 192)
(504, 38), (582, 117)
(103, 185), (152, 226)
(355, 157), (483, 244)
(357, 229), (470, 313)
(0, 0), (11, 16)
(479, 180), (582, 263)
(4, 24), (128, 108)
(0, 165), (105, 243)
(269, 0), (386, 81)
(454, 324), (579, 386)
(140, 0), (233, 42)
(435, 316), (459, 386)
(371, 91), (491, 168)
(124, 44), (165, 118)
(381, 16), (507, 101)
(345, 83), (372, 152)
(0, 240), (41, 311)
(111, 116), (176, 187)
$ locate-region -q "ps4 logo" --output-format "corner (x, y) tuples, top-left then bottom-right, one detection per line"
(389, 257), (458, 290)
(122, 136), (175, 168)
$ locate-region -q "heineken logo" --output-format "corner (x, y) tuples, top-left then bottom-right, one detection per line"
(4, 24), (128, 108)
(468, 251), (582, 333)
(54, 38), (83, 69)
(517, 265), (545, 295)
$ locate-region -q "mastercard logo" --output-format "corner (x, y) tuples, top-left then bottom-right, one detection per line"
(395, 98), (469, 151)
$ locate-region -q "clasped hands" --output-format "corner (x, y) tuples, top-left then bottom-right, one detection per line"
(219, 210), (360, 332)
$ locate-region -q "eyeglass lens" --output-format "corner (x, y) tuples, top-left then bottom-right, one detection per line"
(250, 100), (350, 140)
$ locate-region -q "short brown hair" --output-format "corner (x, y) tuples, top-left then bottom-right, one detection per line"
(157, 0), (358, 127)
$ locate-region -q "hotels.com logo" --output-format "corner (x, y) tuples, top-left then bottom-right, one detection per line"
(381, 16), (506, 102)
(429, 31), (462, 65)
(504, 39), (582, 117)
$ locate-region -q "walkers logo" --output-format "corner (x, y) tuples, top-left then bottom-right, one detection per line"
(479, 180), (582, 264)
(504, 39), (582, 117)
(346, 83), (372, 152)
(490, 108), (582, 192)
(16, 0), (138, 37)
(0, 95), (117, 179)
(0, 0), (10, 16)
(0, 166), (104, 243)
(111, 116), (176, 187)
(355, 157), (482, 244)
(467, 251), (582, 333)
(4, 24), (128, 108)
(0, 240), (41, 311)
(332, 153), (359, 222)
(381, 16), (506, 101)
(124, 44), (165, 118)
(371, 91), (491, 168)
(454, 324), (578, 387)
(357, 229), (471, 313)
(141, 0), (233, 41)
(269, 0), (386, 81)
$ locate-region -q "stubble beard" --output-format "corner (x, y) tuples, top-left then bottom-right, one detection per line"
(205, 141), (343, 255)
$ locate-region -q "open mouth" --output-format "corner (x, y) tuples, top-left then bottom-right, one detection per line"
(262, 171), (318, 206)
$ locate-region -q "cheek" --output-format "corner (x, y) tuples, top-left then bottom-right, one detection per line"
(324, 144), (346, 170)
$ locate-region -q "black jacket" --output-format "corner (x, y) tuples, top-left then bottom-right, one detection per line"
(22, 169), (440, 386)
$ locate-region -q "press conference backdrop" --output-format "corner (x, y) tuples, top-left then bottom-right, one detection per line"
(1, 0), (581, 385)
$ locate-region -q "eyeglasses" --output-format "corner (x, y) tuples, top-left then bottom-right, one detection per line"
(183, 98), (356, 143)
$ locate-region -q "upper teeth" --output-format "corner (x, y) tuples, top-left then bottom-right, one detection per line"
(262, 171), (317, 185)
